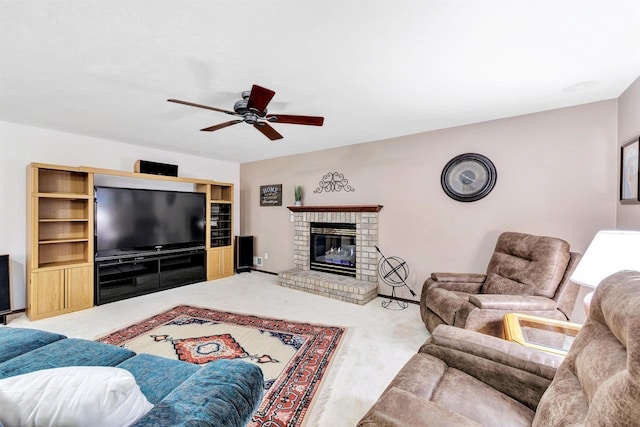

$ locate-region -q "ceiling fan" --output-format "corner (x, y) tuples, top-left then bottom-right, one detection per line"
(168, 84), (324, 141)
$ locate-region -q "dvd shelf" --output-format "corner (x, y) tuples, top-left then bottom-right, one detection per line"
(211, 203), (232, 247)
(206, 182), (234, 280)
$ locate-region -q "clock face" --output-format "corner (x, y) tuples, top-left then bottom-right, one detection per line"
(441, 153), (497, 202)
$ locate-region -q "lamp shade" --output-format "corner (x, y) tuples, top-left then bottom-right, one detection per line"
(570, 230), (640, 289)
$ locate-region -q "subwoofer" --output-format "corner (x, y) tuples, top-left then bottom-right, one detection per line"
(235, 236), (254, 273)
(134, 160), (179, 177)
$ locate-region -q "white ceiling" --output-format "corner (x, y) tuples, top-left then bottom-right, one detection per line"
(1, 1), (639, 164)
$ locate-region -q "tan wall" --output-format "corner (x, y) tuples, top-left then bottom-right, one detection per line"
(240, 100), (618, 305)
(617, 75), (640, 229)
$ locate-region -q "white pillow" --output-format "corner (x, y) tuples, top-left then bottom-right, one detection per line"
(0, 366), (154, 427)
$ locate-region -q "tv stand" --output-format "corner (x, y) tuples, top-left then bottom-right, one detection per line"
(95, 248), (206, 305)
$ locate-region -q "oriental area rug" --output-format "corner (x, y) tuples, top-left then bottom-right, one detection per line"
(97, 305), (346, 426)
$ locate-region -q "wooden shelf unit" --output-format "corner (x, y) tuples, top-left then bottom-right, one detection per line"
(27, 164), (94, 320)
(27, 163), (235, 320)
(211, 184), (233, 202)
(198, 182), (235, 280)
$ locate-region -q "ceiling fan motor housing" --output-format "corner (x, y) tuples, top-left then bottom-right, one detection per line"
(234, 98), (267, 117)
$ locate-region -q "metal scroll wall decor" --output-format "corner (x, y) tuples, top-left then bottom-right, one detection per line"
(313, 172), (355, 193)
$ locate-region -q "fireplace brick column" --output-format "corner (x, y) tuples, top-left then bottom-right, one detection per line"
(279, 205), (382, 305)
(292, 211), (378, 282)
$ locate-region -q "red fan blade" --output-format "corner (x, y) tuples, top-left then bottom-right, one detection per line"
(266, 114), (324, 126)
(247, 85), (275, 114)
(254, 122), (283, 141)
(168, 99), (237, 116)
(201, 120), (243, 132)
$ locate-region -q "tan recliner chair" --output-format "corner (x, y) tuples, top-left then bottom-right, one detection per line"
(358, 270), (640, 426)
(420, 232), (581, 337)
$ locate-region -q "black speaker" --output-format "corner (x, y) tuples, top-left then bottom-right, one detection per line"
(235, 236), (254, 273)
(135, 160), (179, 177)
(0, 255), (10, 318)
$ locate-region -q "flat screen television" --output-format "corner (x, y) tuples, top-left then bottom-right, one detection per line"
(95, 186), (205, 258)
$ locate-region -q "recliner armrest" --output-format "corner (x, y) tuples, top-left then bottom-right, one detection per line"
(431, 273), (486, 283)
(426, 273), (486, 293)
(468, 294), (558, 311)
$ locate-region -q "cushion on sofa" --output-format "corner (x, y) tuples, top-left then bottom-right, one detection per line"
(134, 359), (264, 427)
(432, 367), (534, 426)
(359, 387), (482, 427)
(0, 366), (153, 427)
(482, 232), (570, 298)
(0, 327), (65, 363)
(117, 353), (200, 404)
(0, 338), (135, 379)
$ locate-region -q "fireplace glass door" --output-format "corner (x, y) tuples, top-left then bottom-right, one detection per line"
(310, 223), (356, 277)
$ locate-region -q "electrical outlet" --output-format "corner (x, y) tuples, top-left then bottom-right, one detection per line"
(254, 256), (263, 267)
(264, 252), (269, 260)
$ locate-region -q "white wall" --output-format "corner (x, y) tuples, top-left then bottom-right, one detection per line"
(0, 121), (240, 310)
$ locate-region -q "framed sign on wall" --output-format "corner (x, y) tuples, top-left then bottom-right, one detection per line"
(260, 184), (283, 206)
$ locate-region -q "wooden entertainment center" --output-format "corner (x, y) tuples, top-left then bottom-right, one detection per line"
(26, 162), (234, 320)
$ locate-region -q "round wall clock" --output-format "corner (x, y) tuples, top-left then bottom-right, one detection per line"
(441, 153), (497, 202)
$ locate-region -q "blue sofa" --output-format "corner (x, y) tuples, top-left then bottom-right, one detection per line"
(0, 327), (264, 426)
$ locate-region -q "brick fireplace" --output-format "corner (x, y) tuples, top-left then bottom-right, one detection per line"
(277, 205), (382, 305)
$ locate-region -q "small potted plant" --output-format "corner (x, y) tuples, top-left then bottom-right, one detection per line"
(294, 185), (303, 206)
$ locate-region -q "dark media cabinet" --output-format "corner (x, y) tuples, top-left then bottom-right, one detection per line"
(95, 249), (206, 305)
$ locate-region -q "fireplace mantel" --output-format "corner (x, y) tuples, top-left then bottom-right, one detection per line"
(286, 205), (383, 213)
